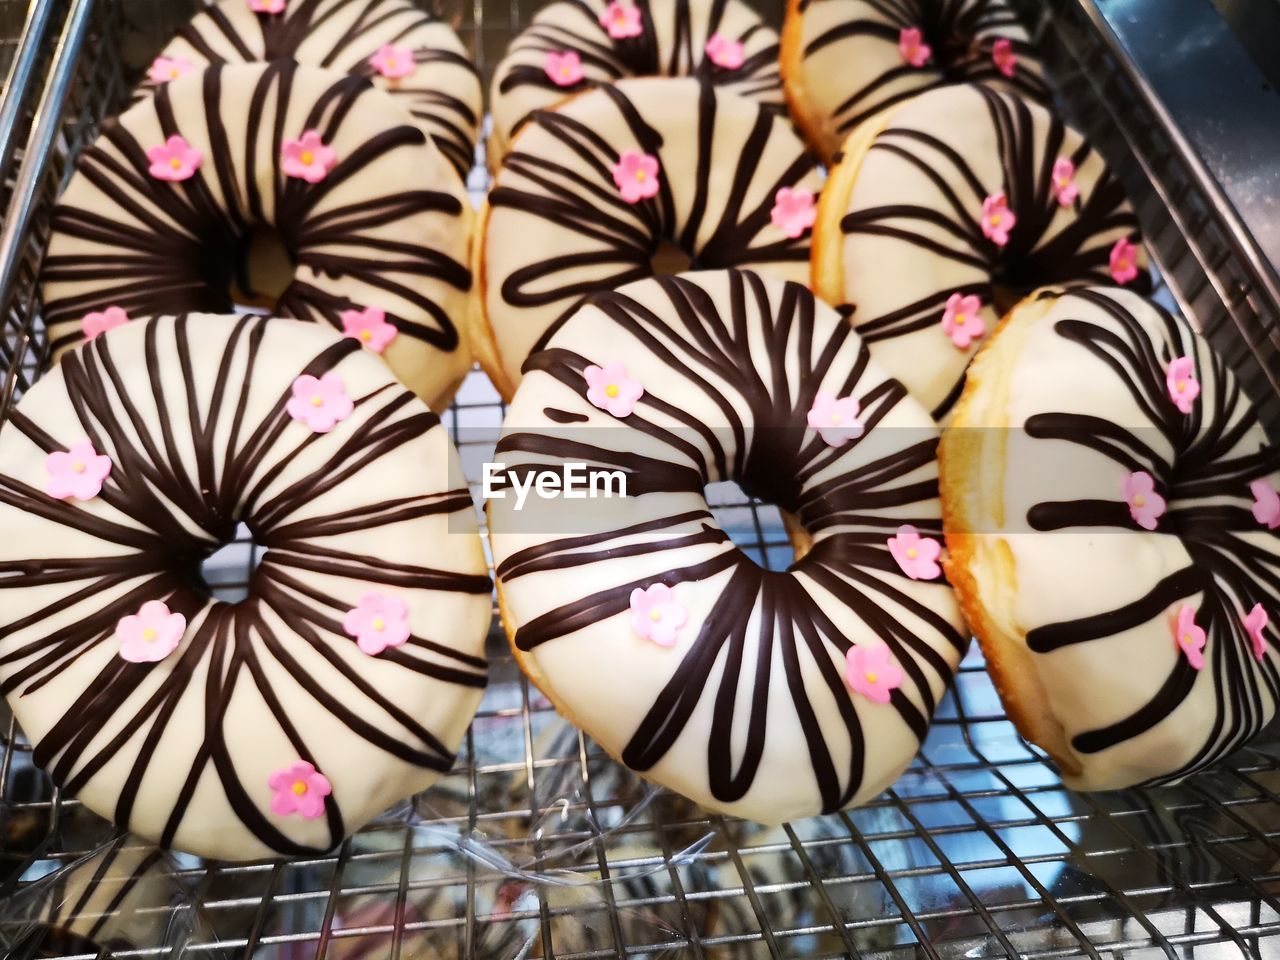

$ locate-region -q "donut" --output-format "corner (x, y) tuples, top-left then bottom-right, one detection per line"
(477, 76), (824, 399)
(812, 83), (1147, 421)
(487, 0), (784, 169)
(139, 0), (482, 180)
(0, 313), (491, 860)
(780, 0), (1050, 161)
(42, 61), (474, 412)
(941, 286), (1280, 790)
(487, 270), (969, 823)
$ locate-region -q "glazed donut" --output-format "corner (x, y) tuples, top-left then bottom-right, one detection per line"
(781, 0), (1050, 161)
(488, 0), (784, 168)
(0, 313), (491, 860)
(942, 286), (1280, 790)
(42, 61), (474, 412)
(488, 270), (969, 823)
(139, 0), (482, 179)
(813, 84), (1147, 420)
(477, 76), (823, 399)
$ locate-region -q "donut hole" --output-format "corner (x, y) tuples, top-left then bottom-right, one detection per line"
(229, 226), (298, 310)
(706, 480), (798, 570)
(649, 239), (694, 277)
(193, 526), (263, 604)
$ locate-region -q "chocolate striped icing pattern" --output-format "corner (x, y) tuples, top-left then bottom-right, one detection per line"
(818, 84), (1147, 420)
(489, 0), (784, 165)
(480, 76), (822, 397)
(784, 0), (1049, 159)
(489, 271), (968, 823)
(44, 61), (473, 411)
(0, 314), (491, 860)
(139, 0), (482, 179)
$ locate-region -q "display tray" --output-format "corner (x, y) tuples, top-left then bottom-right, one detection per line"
(2, 1), (1280, 957)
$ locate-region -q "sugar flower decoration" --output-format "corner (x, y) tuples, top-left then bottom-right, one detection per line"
(369, 43), (416, 79)
(888, 524), (942, 580)
(941, 292), (984, 349)
(1174, 604), (1206, 669)
(991, 37), (1017, 77)
(1250, 478), (1280, 529)
(147, 56), (194, 85)
(1109, 237), (1139, 285)
(898, 27), (931, 67)
(341, 306), (398, 354)
(269, 761), (331, 819)
(1124, 471), (1166, 531)
(147, 134), (202, 182)
(1051, 157), (1078, 207)
(116, 600), (186, 663)
(45, 439), (111, 501)
(611, 150), (660, 203)
(287, 372), (354, 433)
(705, 33), (745, 70)
(282, 130), (338, 183)
(981, 192), (1015, 247)
(600, 2), (642, 39)
(584, 361), (644, 417)
(343, 591), (411, 656)
(629, 583), (686, 647)
(807, 391), (864, 447)
(545, 50), (584, 86)
(1245, 603), (1269, 662)
(248, 0), (286, 12)
(81, 306), (129, 340)
(846, 644), (904, 704)
(1166, 356), (1200, 414)
(771, 186), (817, 239)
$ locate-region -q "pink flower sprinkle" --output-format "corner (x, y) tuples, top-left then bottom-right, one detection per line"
(992, 37), (1017, 77)
(1245, 603), (1269, 662)
(248, 0), (285, 13)
(287, 372), (354, 433)
(45, 439), (111, 501)
(1124, 471), (1166, 531)
(147, 56), (195, 85)
(343, 591), (411, 656)
(1166, 356), (1200, 414)
(341, 306), (398, 354)
(1174, 604), (1206, 670)
(544, 50), (584, 87)
(269, 761), (331, 819)
(115, 600), (186, 663)
(146, 134), (202, 182)
(600, 1), (642, 39)
(941, 292), (985, 349)
(369, 43), (416, 79)
(898, 27), (931, 68)
(887, 524), (942, 580)
(981, 192), (1016, 247)
(81, 305), (129, 341)
(282, 130), (338, 183)
(845, 643), (904, 704)
(1250, 478), (1280, 529)
(705, 32), (745, 70)
(1051, 157), (1079, 207)
(611, 150), (660, 203)
(771, 186), (817, 239)
(584, 361), (643, 417)
(1109, 237), (1139, 285)
(807, 391), (864, 447)
(629, 583), (686, 646)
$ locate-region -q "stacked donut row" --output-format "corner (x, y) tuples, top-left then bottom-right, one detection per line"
(0, 0), (1275, 864)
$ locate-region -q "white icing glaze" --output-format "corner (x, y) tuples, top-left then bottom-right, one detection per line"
(480, 76), (823, 396)
(488, 0), (784, 167)
(42, 62), (474, 413)
(489, 270), (968, 823)
(0, 314), (491, 859)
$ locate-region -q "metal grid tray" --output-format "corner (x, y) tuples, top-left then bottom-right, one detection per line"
(3, 1), (1280, 957)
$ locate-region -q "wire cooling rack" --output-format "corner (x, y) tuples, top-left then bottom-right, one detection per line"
(3, 1), (1280, 957)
